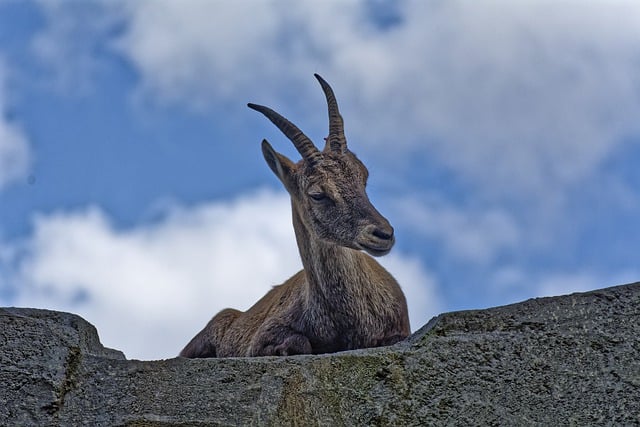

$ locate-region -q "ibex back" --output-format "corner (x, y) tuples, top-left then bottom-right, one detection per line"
(180, 74), (409, 358)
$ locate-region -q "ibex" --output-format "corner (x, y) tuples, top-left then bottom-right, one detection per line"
(180, 74), (409, 358)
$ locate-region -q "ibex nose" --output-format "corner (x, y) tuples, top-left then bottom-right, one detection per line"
(372, 225), (394, 241)
(365, 221), (394, 241)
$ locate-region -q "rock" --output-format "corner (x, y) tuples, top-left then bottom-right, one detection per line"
(0, 308), (124, 425)
(1, 282), (639, 426)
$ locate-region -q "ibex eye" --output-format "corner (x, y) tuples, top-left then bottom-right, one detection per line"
(308, 192), (328, 202)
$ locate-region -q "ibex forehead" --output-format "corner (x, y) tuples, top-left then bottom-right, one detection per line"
(304, 152), (368, 183)
(298, 154), (368, 206)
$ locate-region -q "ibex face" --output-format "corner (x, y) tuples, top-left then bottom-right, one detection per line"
(249, 74), (394, 257)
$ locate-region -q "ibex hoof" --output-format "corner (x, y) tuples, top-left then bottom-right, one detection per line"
(260, 334), (312, 356)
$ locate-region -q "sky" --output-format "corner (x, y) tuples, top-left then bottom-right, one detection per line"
(0, 0), (639, 360)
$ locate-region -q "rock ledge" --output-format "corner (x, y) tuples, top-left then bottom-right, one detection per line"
(2, 282), (639, 425)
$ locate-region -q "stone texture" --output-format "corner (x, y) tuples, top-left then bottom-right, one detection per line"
(1, 282), (640, 426)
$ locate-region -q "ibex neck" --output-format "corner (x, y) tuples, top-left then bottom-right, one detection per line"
(291, 204), (364, 296)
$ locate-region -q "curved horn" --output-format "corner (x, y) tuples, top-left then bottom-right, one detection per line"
(314, 73), (347, 154)
(248, 103), (322, 165)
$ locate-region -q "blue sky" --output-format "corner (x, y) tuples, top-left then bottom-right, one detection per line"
(1, 1), (639, 360)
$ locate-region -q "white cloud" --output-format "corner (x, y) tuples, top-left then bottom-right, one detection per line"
(0, 119), (30, 190)
(114, 1), (367, 108)
(488, 265), (640, 303)
(535, 270), (640, 299)
(378, 252), (441, 330)
(31, 1), (120, 94)
(116, 1), (282, 106)
(0, 59), (31, 190)
(8, 189), (438, 360)
(536, 273), (603, 298)
(104, 0), (640, 198)
(392, 195), (520, 265)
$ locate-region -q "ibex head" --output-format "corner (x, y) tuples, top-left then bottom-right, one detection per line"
(248, 74), (394, 257)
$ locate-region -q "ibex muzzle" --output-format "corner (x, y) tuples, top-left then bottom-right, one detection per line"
(180, 74), (410, 358)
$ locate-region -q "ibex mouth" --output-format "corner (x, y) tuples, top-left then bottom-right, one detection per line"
(357, 223), (395, 257)
(358, 237), (395, 257)
(361, 244), (393, 257)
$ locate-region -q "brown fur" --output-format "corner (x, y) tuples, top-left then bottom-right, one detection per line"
(180, 74), (409, 358)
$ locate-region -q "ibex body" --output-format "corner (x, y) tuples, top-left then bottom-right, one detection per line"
(180, 74), (409, 358)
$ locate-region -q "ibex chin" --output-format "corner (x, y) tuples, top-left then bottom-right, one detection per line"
(180, 74), (410, 358)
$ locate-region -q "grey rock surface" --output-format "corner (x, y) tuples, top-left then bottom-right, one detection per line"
(1, 282), (639, 426)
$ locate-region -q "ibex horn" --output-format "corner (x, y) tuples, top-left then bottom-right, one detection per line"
(314, 73), (347, 154)
(248, 103), (322, 165)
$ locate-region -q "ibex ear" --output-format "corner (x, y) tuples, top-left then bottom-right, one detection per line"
(261, 139), (295, 188)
